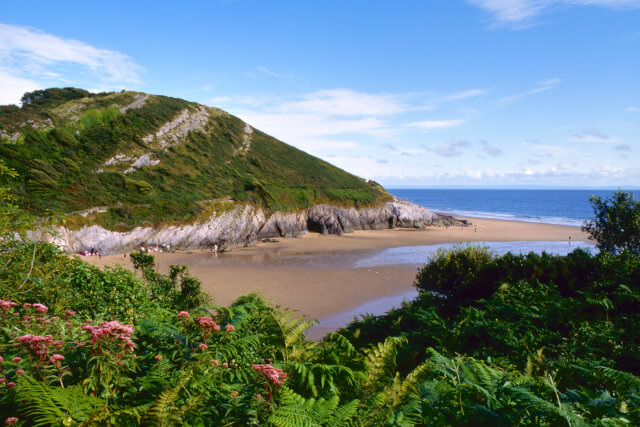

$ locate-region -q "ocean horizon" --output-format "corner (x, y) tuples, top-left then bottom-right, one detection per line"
(387, 188), (632, 227)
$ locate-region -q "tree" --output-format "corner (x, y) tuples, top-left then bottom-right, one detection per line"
(582, 190), (640, 254)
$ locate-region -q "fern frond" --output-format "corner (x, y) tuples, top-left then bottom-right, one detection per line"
(327, 398), (359, 426)
(16, 375), (106, 426)
(362, 336), (407, 390)
(146, 374), (196, 427)
(270, 306), (318, 361)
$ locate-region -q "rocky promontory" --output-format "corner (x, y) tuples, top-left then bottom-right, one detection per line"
(51, 199), (466, 255)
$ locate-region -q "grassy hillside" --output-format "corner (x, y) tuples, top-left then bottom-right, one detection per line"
(0, 88), (389, 230)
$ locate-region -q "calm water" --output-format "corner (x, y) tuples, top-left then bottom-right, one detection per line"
(389, 189), (624, 226)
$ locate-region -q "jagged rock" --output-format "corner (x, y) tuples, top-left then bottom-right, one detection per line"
(51, 198), (466, 255)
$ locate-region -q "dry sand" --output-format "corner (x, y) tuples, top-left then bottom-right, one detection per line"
(84, 218), (590, 327)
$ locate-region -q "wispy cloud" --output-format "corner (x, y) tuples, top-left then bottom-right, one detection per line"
(278, 88), (408, 117)
(400, 149), (427, 156)
(441, 89), (487, 101)
(256, 66), (280, 77)
(480, 140), (502, 156)
(569, 128), (619, 143)
(407, 119), (466, 131)
(626, 106), (640, 113)
(614, 143), (632, 151)
(495, 78), (561, 106)
(468, 0), (640, 27)
(0, 23), (143, 104)
(433, 139), (471, 157)
(208, 88), (477, 159)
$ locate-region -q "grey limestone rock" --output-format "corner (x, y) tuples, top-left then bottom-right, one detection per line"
(51, 198), (466, 255)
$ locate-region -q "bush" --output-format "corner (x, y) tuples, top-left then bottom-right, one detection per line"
(583, 190), (640, 254)
(413, 244), (495, 307)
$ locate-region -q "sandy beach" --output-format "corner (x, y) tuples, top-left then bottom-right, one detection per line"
(84, 217), (591, 333)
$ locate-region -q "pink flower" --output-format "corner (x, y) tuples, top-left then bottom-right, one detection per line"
(64, 310), (75, 317)
(196, 316), (218, 331)
(6, 382), (15, 389)
(83, 320), (135, 352)
(0, 300), (17, 311)
(222, 362), (228, 368)
(12, 313), (18, 317)
(256, 393), (262, 400)
(154, 354), (163, 361)
(23, 303), (32, 309)
(50, 354), (65, 362)
(64, 322), (72, 327)
(231, 390), (239, 397)
(252, 364), (288, 386)
(22, 316), (33, 322)
(0, 378), (5, 384)
(11, 357), (21, 363)
(0, 356), (3, 364)
(211, 359), (219, 367)
(5, 417), (19, 425)
(225, 324), (235, 332)
(177, 311), (190, 319)
(33, 303), (48, 313)
(198, 343), (208, 351)
(15, 370), (24, 375)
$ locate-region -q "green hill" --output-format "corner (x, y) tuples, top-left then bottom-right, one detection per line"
(0, 88), (389, 230)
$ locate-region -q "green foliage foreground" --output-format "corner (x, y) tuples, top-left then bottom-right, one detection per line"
(1, 188), (639, 425)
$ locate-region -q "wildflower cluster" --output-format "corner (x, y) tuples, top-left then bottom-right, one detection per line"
(252, 364), (287, 386)
(17, 334), (55, 367)
(82, 320), (135, 352)
(196, 316), (219, 331)
(0, 300), (17, 312)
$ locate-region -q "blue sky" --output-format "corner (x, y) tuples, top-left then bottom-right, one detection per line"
(1, 0), (638, 188)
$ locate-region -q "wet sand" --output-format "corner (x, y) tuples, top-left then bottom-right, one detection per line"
(84, 217), (590, 334)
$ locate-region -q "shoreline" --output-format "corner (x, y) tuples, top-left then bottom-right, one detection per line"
(83, 216), (591, 331)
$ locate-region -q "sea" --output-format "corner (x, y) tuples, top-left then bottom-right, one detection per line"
(388, 188), (622, 227)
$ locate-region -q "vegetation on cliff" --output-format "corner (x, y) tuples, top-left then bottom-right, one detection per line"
(0, 88), (389, 230)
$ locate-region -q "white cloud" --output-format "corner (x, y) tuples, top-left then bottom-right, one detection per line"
(0, 70), (40, 105)
(495, 78), (561, 106)
(407, 119), (466, 131)
(0, 23), (143, 104)
(468, 0), (640, 27)
(626, 106), (640, 113)
(569, 128), (619, 143)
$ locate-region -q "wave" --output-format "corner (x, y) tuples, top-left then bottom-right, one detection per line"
(432, 208), (585, 227)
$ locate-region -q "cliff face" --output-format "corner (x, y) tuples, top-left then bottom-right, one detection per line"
(52, 199), (465, 255)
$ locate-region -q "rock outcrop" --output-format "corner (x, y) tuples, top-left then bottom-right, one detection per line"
(51, 199), (466, 255)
